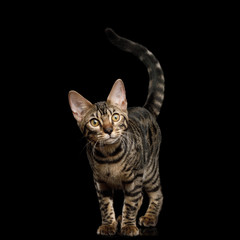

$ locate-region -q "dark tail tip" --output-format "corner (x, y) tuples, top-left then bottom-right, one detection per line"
(105, 28), (118, 41)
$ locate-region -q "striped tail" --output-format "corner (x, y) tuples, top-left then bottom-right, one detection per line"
(105, 28), (165, 117)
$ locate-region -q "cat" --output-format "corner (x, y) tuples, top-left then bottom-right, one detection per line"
(68, 28), (165, 236)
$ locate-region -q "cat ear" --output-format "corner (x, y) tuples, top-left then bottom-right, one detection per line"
(107, 79), (127, 111)
(68, 90), (93, 122)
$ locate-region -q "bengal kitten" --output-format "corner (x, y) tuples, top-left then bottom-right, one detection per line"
(68, 28), (165, 236)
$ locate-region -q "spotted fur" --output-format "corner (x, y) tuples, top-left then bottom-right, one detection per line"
(68, 28), (165, 236)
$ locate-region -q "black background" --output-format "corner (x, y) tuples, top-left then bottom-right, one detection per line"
(5, 3), (228, 239)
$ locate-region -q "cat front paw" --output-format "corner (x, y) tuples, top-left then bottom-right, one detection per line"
(121, 225), (139, 236)
(139, 214), (158, 227)
(97, 221), (118, 236)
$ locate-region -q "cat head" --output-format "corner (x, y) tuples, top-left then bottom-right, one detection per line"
(68, 79), (128, 145)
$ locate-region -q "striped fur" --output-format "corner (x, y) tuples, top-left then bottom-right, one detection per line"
(105, 28), (165, 117)
(68, 29), (165, 236)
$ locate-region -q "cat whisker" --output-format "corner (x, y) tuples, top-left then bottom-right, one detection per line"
(91, 139), (101, 157)
(121, 132), (134, 146)
(80, 141), (90, 156)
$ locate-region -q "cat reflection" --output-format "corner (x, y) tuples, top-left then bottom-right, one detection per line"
(139, 227), (158, 236)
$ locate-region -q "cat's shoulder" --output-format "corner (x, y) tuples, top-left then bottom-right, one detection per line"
(128, 107), (155, 121)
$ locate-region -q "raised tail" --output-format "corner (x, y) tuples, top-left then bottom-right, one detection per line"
(105, 28), (165, 117)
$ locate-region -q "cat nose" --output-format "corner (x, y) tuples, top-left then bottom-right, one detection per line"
(103, 127), (113, 135)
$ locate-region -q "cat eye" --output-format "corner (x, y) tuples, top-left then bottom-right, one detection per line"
(90, 119), (100, 127)
(112, 113), (120, 122)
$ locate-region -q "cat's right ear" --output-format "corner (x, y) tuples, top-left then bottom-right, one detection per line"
(68, 90), (93, 122)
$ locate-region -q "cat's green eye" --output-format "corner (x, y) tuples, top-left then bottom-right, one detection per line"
(112, 113), (120, 122)
(90, 119), (100, 127)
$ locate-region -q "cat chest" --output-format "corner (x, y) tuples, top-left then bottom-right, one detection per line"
(98, 163), (123, 188)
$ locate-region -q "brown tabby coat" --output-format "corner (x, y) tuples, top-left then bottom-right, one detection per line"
(68, 28), (165, 236)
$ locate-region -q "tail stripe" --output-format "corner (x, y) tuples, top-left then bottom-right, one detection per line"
(105, 28), (165, 117)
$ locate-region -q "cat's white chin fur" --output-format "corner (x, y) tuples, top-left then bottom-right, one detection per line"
(104, 137), (120, 145)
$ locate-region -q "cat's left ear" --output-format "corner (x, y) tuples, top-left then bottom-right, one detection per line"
(107, 79), (127, 111)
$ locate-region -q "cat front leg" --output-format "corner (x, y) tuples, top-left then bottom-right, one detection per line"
(121, 182), (143, 236)
(94, 181), (117, 236)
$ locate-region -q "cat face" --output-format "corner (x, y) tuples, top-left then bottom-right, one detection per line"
(81, 101), (128, 144)
(68, 79), (128, 144)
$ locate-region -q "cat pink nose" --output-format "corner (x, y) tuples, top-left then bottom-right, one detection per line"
(104, 127), (113, 135)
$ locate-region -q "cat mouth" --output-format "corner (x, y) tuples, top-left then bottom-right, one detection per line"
(103, 136), (120, 144)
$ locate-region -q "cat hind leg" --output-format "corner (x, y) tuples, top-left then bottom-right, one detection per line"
(139, 181), (163, 227)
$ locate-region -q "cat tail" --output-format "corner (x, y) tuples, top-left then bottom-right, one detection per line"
(105, 28), (165, 117)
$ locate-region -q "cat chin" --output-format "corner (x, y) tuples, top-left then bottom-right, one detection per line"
(103, 137), (120, 145)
